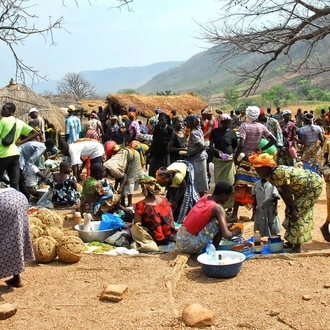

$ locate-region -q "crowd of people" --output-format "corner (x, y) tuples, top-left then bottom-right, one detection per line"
(1, 101), (330, 288)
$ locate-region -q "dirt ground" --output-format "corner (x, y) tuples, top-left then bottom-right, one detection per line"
(1, 187), (330, 330)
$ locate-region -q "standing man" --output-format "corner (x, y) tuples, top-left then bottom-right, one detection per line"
(65, 105), (81, 143)
(28, 108), (46, 142)
(0, 102), (39, 190)
(273, 106), (283, 122)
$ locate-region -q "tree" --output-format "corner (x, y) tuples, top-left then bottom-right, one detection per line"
(117, 89), (138, 94)
(262, 85), (297, 107)
(200, 0), (330, 96)
(57, 73), (96, 99)
(1, 0), (133, 83)
(224, 86), (240, 108)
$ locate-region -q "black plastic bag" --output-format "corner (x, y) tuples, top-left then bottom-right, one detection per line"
(2, 121), (16, 146)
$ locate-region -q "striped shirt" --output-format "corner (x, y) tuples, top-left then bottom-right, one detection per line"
(239, 122), (272, 153)
(299, 124), (322, 143)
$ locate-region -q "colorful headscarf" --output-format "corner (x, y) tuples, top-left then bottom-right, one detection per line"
(128, 112), (136, 120)
(140, 176), (162, 195)
(220, 114), (231, 121)
(248, 152), (276, 168)
(246, 106), (260, 122)
(155, 166), (180, 185)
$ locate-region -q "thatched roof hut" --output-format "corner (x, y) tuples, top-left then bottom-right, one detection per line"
(0, 80), (66, 133)
(79, 93), (208, 118)
(45, 94), (82, 111)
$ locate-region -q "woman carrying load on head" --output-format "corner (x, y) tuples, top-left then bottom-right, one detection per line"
(229, 106), (277, 222)
(134, 176), (176, 245)
(156, 160), (199, 224)
(249, 152), (323, 253)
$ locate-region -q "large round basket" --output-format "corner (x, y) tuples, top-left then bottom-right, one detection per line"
(43, 226), (64, 242)
(36, 208), (53, 220)
(30, 224), (45, 241)
(42, 213), (63, 228)
(57, 236), (85, 263)
(29, 216), (43, 227)
(33, 236), (57, 263)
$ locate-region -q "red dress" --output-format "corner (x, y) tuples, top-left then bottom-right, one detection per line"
(135, 197), (175, 245)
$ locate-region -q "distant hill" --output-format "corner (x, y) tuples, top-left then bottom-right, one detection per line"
(32, 61), (184, 96)
(137, 36), (330, 96)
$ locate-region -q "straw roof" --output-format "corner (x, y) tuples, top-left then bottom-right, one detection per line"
(45, 94), (82, 111)
(0, 80), (66, 132)
(78, 93), (208, 118)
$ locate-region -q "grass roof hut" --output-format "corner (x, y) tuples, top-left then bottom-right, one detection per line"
(0, 79), (66, 134)
(79, 93), (208, 118)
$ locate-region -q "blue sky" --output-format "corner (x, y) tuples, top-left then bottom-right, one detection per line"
(0, 0), (221, 87)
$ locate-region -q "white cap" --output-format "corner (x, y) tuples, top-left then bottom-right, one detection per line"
(29, 108), (38, 114)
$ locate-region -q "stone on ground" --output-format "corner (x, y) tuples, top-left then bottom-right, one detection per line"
(100, 284), (128, 302)
(182, 303), (214, 327)
(0, 302), (17, 320)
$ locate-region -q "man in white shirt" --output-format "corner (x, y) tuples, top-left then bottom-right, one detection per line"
(59, 139), (104, 181)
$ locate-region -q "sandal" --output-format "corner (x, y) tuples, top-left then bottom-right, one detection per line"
(283, 242), (294, 249)
(320, 224), (330, 242)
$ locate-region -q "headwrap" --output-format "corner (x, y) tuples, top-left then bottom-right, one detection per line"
(246, 106), (260, 122)
(129, 141), (148, 168)
(187, 109), (194, 115)
(90, 112), (98, 119)
(155, 166), (180, 185)
(220, 114), (231, 121)
(140, 176), (162, 195)
(172, 115), (183, 124)
(248, 152), (276, 168)
(128, 106), (136, 112)
(282, 109), (291, 116)
(149, 116), (156, 124)
(110, 115), (118, 120)
(185, 114), (198, 122)
(304, 113), (314, 124)
(154, 107), (161, 114)
(105, 140), (119, 159)
(259, 108), (265, 115)
(203, 107), (213, 115)
(128, 112), (136, 119)
(121, 115), (128, 121)
(29, 108), (38, 114)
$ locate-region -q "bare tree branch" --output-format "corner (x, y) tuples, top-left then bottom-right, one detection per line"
(199, 0), (330, 96)
(57, 72), (96, 99)
(0, 0), (134, 84)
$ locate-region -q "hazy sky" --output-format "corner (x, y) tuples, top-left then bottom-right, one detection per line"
(0, 0), (221, 87)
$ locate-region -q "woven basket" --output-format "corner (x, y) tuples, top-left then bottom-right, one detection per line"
(33, 236), (57, 263)
(42, 213), (63, 228)
(30, 224), (45, 241)
(29, 216), (43, 227)
(43, 226), (64, 242)
(57, 236), (85, 263)
(36, 208), (53, 220)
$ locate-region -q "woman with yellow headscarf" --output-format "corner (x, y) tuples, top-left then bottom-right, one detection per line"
(133, 176), (176, 245)
(249, 152), (323, 253)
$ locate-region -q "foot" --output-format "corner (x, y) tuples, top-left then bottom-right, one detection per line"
(5, 275), (23, 288)
(284, 242), (294, 249)
(320, 223), (330, 242)
(290, 244), (301, 253)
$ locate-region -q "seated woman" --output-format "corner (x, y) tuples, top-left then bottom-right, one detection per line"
(134, 176), (176, 245)
(81, 163), (132, 220)
(156, 160), (199, 224)
(176, 180), (242, 254)
(49, 161), (79, 207)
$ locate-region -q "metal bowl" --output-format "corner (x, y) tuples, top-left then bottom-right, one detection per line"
(231, 242), (253, 256)
(197, 251), (246, 278)
(74, 221), (116, 243)
(217, 240), (235, 250)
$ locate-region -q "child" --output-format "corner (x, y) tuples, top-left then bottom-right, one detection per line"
(49, 161), (79, 207)
(252, 179), (281, 237)
(23, 165), (51, 201)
